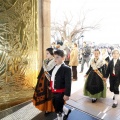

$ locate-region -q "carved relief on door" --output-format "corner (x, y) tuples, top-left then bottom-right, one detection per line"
(0, 0), (38, 109)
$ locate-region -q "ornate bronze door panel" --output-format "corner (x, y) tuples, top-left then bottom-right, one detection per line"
(0, 0), (38, 110)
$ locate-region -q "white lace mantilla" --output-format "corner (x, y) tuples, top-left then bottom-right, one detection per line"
(90, 58), (104, 70)
(43, 59), (56, 71)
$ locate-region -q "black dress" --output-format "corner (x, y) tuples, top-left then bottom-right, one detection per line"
(33, 59), (55, 112)
(86, 66), (105, 95)
(84, 59), (106, 98)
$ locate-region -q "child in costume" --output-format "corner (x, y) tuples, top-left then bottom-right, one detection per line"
(105, 49), (120, 108)
(84, 49), (106, 103)
(50, 50), (72, 120)
(33, 48), (56, 114)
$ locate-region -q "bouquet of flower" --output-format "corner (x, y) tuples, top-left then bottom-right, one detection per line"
(43, 59), (49, 66)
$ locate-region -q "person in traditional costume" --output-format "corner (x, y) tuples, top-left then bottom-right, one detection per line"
(50, 50), (72, 120)
(33, 48), (56, 114)
(84, 49), (106, 103)
(104, 49), (120, 108)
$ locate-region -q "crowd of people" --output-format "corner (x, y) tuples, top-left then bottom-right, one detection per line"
(32, 40), (120, 120)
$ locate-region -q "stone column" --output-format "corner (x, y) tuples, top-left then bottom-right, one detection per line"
(37, 0), (51, 70)
(42, 0), (51, 59)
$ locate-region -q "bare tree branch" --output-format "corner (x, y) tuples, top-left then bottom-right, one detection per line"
(51, 11), (99, 42)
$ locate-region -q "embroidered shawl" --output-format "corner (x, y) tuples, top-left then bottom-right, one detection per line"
(90, 58), (104, 70)
(43, 59), (56, 71)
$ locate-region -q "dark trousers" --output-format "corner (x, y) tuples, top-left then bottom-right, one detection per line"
(72, 66), (77, 80)
(109, 76), (119, 94)
(52, 93), (64, 113)
(81, 57), (90, 72)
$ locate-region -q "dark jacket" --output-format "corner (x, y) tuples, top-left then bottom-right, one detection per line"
(82, 45), (91, 57)
(105, 59), (120, 79)
(50, 64), (72, 96)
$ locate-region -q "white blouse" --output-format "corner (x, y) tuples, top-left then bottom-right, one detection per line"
(51, 64), (62, 89)
(113, 59), (117, 74)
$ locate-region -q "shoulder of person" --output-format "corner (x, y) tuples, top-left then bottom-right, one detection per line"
(62, 64), (71, 69)
(100, 58), (105, 62)
(86, 45), (91, 49)
(90, 58), (94, 62)
(118, 59), (120, 64)
(108, 59), (113, 64)
(118, 59), (120, 61)
(74, 47), (79, 51)
(110, 59), (113, 62)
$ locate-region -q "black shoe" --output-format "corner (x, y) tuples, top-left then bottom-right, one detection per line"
(63, 109), (71, 120)
(112, 103), (118, 108)
(92, 99), (97, 103)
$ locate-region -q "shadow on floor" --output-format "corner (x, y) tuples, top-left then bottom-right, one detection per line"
(31, 112), (56, 120)
(32, 105), (99, 120)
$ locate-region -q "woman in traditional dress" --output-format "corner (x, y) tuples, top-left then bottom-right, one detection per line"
(33, 48), (56, 114)
(84, 49), (106, 103)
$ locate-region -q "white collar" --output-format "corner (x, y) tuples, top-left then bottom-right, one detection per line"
(113, 59), (118, 62)
(90, 58), (104, 70)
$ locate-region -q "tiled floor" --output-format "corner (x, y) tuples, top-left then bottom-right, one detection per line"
(67, 88), (120, 120)
(0, 64), (120, 120)
(0, 101), (98, 120)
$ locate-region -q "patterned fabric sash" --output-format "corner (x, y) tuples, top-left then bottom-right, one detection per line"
(94, 69), (106, 83)
(44, 71), (51, 81)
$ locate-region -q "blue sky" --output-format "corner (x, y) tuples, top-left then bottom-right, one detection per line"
(51, 0), (120, 44)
